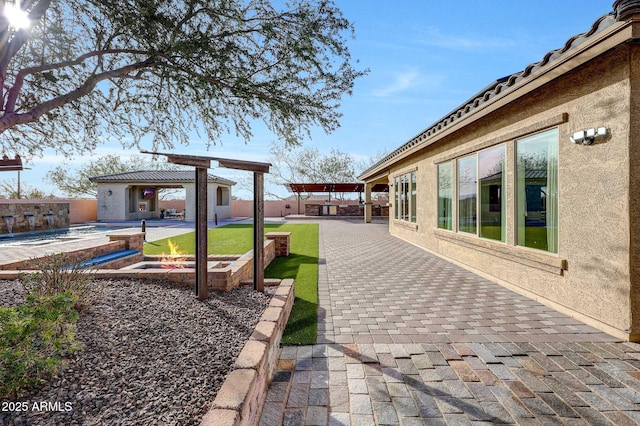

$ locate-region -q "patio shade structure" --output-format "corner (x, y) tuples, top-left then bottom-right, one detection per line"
(285, 182), (389, 214)
(141, 151), (271, 299)
(0, 155), (23, 171)
(0, 155), (27, 198)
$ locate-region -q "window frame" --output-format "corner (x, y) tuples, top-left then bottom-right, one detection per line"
(434, 127), (558, 254)
(437, 161), (453, 231)
(515, 128), (559, 253)
(393, 170), (417, 224)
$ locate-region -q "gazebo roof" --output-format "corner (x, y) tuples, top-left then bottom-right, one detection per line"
(286, 183), (389, 193)
(89, 170), (236, 186)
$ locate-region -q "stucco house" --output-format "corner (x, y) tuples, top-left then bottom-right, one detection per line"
(359, 1), (640, 341)
(90, 170), (235, 222)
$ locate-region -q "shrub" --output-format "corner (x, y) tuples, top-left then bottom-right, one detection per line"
(0, 292), (80, 399)
(21, 253), (99, 310)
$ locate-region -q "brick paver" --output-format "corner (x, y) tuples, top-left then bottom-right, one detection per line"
(261, 220), (640, 425)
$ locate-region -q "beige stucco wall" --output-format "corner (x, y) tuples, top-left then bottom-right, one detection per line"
(183, 183), (232, 222)
(96, 183), (232, 222)
(629, 45), (640, 340)
(96, 183), (130, 221)
(386, 45), (635, 339)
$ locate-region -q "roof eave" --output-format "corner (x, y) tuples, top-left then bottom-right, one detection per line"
(360, 13), (630, 181)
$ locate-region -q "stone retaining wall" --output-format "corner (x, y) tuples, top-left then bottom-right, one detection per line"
(200, 278), (295, 426)
(266, 232), (290, 257)
(0, 232), (290, 294)
(0, 232), (144, 270)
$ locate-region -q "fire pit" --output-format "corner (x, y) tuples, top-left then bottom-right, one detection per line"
(120, 260), (223, 270)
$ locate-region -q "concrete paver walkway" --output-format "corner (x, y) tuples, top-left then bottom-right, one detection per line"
(261, 220), (640, 425)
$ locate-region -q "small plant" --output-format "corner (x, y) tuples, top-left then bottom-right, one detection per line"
(21, 253), (99, 310)
(0, 292), (80, 399)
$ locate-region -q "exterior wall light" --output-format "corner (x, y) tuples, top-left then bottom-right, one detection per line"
(570, 126), (609, 145)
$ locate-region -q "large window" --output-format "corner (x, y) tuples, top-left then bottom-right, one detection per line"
(437, 162), (453, 230)
(479, 145), (505, 242)
(458, 155), (477, 234)
(516, 129), (558, 253)
(411, 172), (417, 222)
(436, 129), (558, 253)
(394, 176), (400, 219)
(394, 170), (417, 223)
(442, 144), (506, 242)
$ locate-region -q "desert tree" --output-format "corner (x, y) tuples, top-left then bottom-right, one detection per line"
(0, 0), (366, 158)
(260, 141), (389, 200)
(0, 177), (54, 198)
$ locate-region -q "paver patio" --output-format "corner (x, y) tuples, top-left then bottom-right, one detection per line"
(261, 219), (640, 425)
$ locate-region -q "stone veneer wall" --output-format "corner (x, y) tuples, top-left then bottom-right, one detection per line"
(0, 201), (70, 234)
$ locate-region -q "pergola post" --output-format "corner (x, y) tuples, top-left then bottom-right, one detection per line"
(195, 167), (209, 300)
(254, 172), (265, 292)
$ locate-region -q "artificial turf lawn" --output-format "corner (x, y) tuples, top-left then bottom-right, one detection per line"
(144, 223), (319, 345)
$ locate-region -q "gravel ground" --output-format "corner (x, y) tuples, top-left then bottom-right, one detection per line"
(0, 278), (274, 425)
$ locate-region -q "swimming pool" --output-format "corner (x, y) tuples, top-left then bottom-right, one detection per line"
(0, 225), (130, 246)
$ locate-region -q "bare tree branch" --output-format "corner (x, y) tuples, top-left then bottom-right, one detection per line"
(0, 0), (366, 158)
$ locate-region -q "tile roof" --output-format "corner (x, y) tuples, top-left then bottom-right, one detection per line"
(360, 10), (617, 179)
(89, 170), (236, 185)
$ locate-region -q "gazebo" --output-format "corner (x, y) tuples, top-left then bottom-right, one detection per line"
(90, 170), (235, 222)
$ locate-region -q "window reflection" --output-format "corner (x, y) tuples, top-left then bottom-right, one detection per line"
(516, 129), (558, 253)
(478, 145), (505, 241)
(437, 162), (453, 230)
(458, 155), (477, 234)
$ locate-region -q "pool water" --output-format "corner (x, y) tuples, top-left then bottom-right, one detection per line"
(0, 225), (129, 246)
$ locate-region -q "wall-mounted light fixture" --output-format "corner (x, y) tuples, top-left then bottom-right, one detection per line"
(107, 189), (113, 196)
(570, 126), (609, 145)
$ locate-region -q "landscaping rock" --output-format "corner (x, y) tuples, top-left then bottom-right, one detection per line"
(0, 278), (273, 425)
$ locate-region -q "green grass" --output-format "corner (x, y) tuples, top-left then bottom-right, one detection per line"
(144, 223), (319, 345)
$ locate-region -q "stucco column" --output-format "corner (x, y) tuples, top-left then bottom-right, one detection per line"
(364, 182), (372, 223)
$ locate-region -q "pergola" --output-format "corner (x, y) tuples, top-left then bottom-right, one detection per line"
(142, 151), (271, 300)
(285, 182), (389, 216)
(0, 155), (23, 171)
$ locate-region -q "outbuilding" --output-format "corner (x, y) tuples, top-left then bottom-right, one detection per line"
(90, 170), (235, 222)
(359, 1), (640, 341)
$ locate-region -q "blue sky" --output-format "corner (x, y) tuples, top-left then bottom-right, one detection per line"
(17, 0), (611, 199)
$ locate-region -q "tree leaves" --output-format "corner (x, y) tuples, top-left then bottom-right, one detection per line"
(0, 0), (367, 158)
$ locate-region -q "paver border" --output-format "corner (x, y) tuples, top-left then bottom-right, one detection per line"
(200, 278), (295, 426)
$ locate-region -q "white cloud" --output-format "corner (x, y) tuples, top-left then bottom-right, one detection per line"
(414, 26), (515, 51)
(373, 69), (421, 97)
(371, 68), (447, 100)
